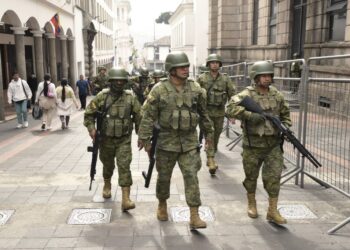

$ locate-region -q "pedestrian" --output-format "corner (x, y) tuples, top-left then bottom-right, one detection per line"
(76, 74), (90, 110)
(84, 67), (141, 211)
(138, 51), (214, 229)
(7, 72), (32, 128)
(56, 79), (79, 129)
(35, 74), (57, 131)
(27, 74), (38, 104)
(226, 61), (292, 224)
(197, 54), (236, 175)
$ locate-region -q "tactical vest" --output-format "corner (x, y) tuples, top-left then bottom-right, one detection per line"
(158, 80), (199, 132)
(245, 86), (283, 136)
(102, 92), (133, 137)
(206, 75), (228, 106)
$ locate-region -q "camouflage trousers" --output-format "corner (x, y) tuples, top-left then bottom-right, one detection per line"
(99, 135), (133, 187)
(206, 115), (225, 157)
(242, 145), (283, 198)
(156, 148), (202, 207)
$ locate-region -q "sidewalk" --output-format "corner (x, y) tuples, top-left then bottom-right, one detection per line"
(0, 110), (349, 249)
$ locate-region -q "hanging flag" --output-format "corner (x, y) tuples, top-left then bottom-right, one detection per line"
(50, 13), (61, 36)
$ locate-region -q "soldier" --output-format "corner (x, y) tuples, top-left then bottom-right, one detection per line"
(290, 53), (302, 93)
(197, 54), (236, 175)
(84, 67), (141, 212)
(92, 66), (109, 95)
(130, 66), (152, 104)
(198, 63), (209, 76)
(226, 61), (291, 224)
(143, 69), (166, 99)
(138, 51), (214, 229)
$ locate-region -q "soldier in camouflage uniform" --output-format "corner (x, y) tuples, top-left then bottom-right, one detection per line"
(138, 51), (214, 229)
(92, 66), (109, 95)
(290, 53), (302, 93)
(129, 66), (152, 104)
(143, 69), (166, 99)
(84, 67), (141, 212)
(226, 61), (291, 224)
(197, 54), (236, 175)
(198, 63), (209, 76)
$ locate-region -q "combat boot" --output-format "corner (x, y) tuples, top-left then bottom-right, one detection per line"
(102, 179), (111, 199)
(266, 197), (287, 224)
(189, 207), (207, 229)
(247, 193), (258, 218)
(207, 157), (218, 175)
(121, 187), (135, 211)
(157, 199), (168, 221)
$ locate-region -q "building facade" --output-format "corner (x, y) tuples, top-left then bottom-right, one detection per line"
(208, 0), (350, 64)
(143, 36), (170, 71)
(115, 0), (133, 73)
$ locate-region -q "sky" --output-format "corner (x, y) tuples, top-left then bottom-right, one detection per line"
(129, 0), (182, 50)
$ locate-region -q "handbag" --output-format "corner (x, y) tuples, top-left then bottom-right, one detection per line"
(32, 103), (43, 119)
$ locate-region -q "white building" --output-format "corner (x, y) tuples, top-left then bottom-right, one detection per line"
(143, 36), (170, 71)
(169, 0), (209, 76)
(115, 0), (133, 72)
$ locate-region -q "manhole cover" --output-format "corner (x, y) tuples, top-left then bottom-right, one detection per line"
(170, 206), (215, 222)
(67, 208), (112, 225)
(0, 210), (15, 225)
(278, 204), (317, 219)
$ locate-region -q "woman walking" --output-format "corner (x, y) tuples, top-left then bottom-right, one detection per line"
(35, 74), (57, 131)
(56, 79), (79, 129)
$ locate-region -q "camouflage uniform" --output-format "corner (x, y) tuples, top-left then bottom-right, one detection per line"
(226, 85), (291, 197)
(92, 74), (109, 94)
(138, 78), (213, 206)
(84, 89), (141, 186)
(197, 71), (235, 156)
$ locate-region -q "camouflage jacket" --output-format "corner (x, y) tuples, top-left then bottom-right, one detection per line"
(92, 74), (109, 91)
(226, 85), (291, 147)
(197, 72), (236, 117)
(84, 89), (141, 137)
(138, 78), (214, 153)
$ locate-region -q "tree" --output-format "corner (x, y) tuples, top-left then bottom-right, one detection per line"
(155, 12), (173, 24)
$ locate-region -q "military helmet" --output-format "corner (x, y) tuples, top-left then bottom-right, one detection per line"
(199, 63), (209, 74)
(140, 67), (149, 77)
(206, 54), (222, 67)
(249, 61), (274, 80)
(152, 69), (165, 78)
(165, 51), (190, 72)
(98, 65), (107, 72)
(108, 67), (128, 81)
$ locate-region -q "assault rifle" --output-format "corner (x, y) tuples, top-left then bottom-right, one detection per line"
(142, 125), (160, 188)
(87, 111), (104, 190)
(238, 96), (321, 168)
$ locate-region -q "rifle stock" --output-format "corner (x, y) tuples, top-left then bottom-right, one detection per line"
(238, 96), (322, 168)
(142, 126), (160, 188)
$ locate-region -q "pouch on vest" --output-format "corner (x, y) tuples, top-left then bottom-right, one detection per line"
(122, 118), (130, 135)
(159, 110), (172, 129)
(190, 111), (198, 129)
(170, 110), (180, 130)
(180, 110), (191, 131)
(113, 119), (123, 137)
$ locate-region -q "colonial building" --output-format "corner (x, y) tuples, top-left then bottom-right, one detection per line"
(142, 36), (170, 71)
(208, 0), (350, 64)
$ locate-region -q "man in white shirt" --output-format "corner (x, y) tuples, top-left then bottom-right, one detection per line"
(7, 72), (32, 128)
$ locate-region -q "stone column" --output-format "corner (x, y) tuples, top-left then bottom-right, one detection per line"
(60, 35), (68, 79)
(10, 27), (28, 80)
(68, 36), (77, 89)
(31, 30), (45, 82)
(46, 33), (57, 84)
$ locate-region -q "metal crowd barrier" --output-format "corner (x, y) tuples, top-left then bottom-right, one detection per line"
(221, 56), (350, 234)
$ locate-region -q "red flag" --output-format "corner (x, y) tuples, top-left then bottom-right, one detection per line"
(50, 13), (61, 36)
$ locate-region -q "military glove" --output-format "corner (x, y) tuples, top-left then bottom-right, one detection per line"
(248, 113), (265, 125)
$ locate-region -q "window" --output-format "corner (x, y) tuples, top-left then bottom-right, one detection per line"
(269, 0), (277, 44)
(319, 96), (331, 108)
(252, 0), (259, 45)
(327, 0), (347, 41)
